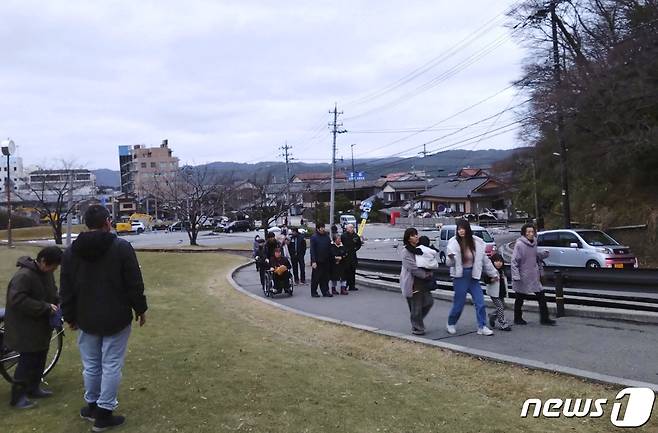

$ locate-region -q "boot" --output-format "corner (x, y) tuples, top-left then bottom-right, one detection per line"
(10, 383), (36, 409)
(80, 402), (98, 422)
(27, 386), (53, 398)
(92, 408), (126, 432)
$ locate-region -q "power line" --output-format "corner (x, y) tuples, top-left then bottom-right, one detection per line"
(344, 30), (519, 122)
(345, 1), (524, 108)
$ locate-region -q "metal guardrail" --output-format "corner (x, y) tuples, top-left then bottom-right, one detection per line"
(357, 258), (658, 313)
(357, 258), (658, 289)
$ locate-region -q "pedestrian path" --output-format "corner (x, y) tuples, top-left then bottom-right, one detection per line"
(232, 262), (658, 389)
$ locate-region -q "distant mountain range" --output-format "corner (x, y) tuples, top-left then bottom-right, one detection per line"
(93, 148), (519, 188)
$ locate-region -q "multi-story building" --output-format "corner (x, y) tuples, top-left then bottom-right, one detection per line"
(118, 140), (179, 197)
(26, 169), (97, 201)
(0, 156), (27, 200)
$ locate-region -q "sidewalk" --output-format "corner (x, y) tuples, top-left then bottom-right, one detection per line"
(232, 262), (658, 389)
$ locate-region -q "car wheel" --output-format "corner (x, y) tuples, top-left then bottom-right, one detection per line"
(586, 260), (600, 269)
(227, 228), (233, 233)
(138, 228), (144, 234)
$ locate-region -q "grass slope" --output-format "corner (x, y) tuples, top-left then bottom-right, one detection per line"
(0, 247), (654, 432)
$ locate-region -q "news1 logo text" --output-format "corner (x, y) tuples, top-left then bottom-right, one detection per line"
(521, 387), (656, 428)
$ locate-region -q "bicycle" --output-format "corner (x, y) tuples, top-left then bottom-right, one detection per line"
(0, 308), (65, 384)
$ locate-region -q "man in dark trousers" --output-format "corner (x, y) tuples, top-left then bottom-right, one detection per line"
(60, 205), (148, 432)
(341, 223), (362, 291)
(288, 227), (307, 284)
(310, 223), (332, 297)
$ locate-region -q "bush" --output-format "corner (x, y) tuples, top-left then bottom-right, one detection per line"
(0, 211), (37, 230)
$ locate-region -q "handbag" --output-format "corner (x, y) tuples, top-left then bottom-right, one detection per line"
(50, 307), (63, 329)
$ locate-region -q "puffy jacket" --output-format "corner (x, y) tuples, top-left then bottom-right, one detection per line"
(60, 231), (147, 336)
(446, 236), (498, 280)
(4, 257), (59, 352)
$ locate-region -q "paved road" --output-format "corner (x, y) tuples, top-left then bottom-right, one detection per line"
(233, 262), (658, 386)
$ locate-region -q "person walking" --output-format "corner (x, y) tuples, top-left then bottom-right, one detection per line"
(288, 227), (307, 284)
(340, 223), (362, 291)
(310, 223), (332, 297)
(446, 219), (498, 336)
(4, 247), (63, 409)
(484, 253), (512, 331)
(400, 228), (434, 335)
(60, 205), (148, 431)
(511, 223), (556, 326)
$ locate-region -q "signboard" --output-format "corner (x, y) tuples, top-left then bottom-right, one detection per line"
(348, 171), (366, 181)
(360, 200), (372, 212)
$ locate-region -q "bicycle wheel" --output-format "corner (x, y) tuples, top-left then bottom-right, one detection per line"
(0, 324), (64, 383)
(43, 327), (65, 379)
(0, 322), (19, 383)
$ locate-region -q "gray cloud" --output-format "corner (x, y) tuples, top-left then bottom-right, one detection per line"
(0, 0), (526, 169)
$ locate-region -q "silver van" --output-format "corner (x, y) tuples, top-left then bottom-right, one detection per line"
(434, 224), (497, 265)
(340, 214), (357, 230)
(537, 229), (638, 269)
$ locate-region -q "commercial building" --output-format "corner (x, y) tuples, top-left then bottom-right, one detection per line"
(119, 140), (179, 197)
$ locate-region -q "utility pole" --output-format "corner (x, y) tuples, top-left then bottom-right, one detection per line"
(280, 142), (293, 220)
(419, 144), (429, 158)
(551, 0), (572, 228)
(329, 103), (346, 228)
(350, 144), (357, 210)
(66, 170), (74, 247)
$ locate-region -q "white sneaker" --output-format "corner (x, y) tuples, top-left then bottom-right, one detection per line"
(446, 324), (457, 335)
(477, 326), (494, 336)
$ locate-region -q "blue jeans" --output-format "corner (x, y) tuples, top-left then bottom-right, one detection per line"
(448, 268), (487, 328)
(78, 325), (131, 411)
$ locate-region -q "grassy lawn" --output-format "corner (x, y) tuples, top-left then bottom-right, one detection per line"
(0, 246), (654, 432)
(0, 225), (87, 241)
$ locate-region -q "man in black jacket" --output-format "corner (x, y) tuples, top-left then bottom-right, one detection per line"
(288, 227), (307, 284)
(60, 205), (147, 431)
(341, 223), (362, 291)
(310, 223), (332, 297)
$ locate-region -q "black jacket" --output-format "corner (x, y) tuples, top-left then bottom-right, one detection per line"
(288, 233), (307, 258)
(4, 257), (59, 352)
(330, 243), (347, 281)
(310, 232), (331, 264)
(341, 231), (362, 262)
(60, 231), (147, 336)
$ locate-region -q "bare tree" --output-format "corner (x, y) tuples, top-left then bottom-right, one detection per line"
(154, 166), (227, 246)
(16, 162), (93, 244)
(248, 172), (290, 237)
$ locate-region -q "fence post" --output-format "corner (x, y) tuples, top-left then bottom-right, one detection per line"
(554, 269), (565, 317)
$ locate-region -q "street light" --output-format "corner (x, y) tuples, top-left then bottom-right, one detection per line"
(1, 138), (16, 248)
(552, 151), (571, 228)
(350, 144), (357, 210)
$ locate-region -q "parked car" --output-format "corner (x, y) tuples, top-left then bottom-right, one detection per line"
(131, 221), (146, 234)
(169, 221), (191, 232)
(222, 220), (253, 233)
(537, 229), (638, 269)
(434, 224), (497, 265)
(339, 214), (357, 229)
(152, 220), (171, 231)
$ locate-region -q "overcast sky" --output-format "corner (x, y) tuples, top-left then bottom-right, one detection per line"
(0, 0), (528, 170)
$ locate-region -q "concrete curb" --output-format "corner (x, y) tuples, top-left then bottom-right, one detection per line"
(227, 261), (658, 392)
(355, 275), (658, 325)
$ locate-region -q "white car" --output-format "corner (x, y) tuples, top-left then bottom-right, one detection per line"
(130, 221), (146, 233)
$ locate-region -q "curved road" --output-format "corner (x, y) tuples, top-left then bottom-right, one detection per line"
(232, 261), (658, 388)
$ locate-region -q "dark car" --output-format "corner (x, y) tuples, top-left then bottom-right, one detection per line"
(222, 220), (253, 233)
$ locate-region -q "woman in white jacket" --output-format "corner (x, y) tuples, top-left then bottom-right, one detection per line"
(446, 219), (499, 336)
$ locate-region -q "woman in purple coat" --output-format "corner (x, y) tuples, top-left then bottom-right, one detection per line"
(511, 223), (556, 325)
